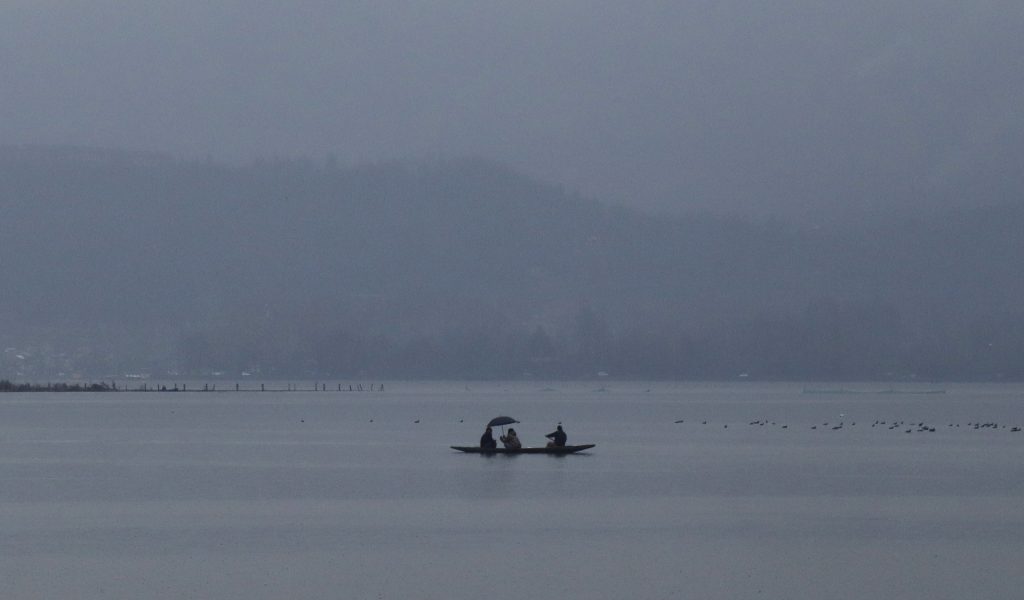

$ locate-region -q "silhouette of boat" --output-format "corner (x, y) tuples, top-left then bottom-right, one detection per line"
(451, 444), (595, 455)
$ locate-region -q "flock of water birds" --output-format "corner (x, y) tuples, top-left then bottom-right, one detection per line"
(387, 418), (1018, 434)
(673, 417), (1023, 434)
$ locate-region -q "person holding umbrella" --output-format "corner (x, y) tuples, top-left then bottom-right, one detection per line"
(500, 428), (521, 450)
(484, 416), (519, 450)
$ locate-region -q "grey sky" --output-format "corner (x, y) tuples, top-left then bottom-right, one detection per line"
(2, 1), (1021, 216)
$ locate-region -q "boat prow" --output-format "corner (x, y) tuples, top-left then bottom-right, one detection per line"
(451, 444), (595, 455)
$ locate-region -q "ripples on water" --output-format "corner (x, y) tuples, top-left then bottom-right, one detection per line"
(1, 381), (1022, 599)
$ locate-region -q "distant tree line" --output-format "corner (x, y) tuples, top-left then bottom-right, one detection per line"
(172, 302), (1024, 381)
(0, 380), (114, 392)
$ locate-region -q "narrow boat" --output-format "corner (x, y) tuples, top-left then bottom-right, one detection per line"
(450, 444), (595, 455)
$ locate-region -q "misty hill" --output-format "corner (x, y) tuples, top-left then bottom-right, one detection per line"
(2, 146), (1022, 380)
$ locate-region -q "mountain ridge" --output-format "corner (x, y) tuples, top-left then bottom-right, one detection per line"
(2, 146), (1022, 380)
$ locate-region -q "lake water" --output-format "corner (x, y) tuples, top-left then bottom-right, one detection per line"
(1, 381), (1023, 599)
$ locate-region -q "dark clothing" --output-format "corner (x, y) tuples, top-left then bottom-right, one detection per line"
(480, 430), (497, 449)
(545, 428), (567, 447)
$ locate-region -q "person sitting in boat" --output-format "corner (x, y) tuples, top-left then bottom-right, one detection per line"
(500, 428), (522, 450)
(545, 424), (567, 447)
(480, 426), (497, 449)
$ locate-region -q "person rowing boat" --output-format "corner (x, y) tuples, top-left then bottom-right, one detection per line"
(545, 424), (567, 447)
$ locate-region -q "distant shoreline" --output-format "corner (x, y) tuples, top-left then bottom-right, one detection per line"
(0, 379), (385, 393)
(0, 380), (115, 393)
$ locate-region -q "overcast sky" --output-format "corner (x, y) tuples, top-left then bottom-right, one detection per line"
(2, 1), (1021, 216)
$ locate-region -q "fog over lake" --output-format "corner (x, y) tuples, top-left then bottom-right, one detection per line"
(3, 2), (1023, 381)
(3, 382), (1022, 599)
(3, 2), (1023, 597)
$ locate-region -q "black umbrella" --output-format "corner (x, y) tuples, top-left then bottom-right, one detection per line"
(487, 416), (520, 440)
(487, 416), (519, 427)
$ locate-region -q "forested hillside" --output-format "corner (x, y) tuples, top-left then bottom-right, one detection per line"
(2, 147), (1022, 380)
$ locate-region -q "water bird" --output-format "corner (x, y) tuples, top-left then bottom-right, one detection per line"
(674, 419), (685, 424)
(414, 419), (420, 423)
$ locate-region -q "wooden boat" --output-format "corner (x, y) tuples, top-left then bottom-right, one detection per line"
(450, 444), (595, 455)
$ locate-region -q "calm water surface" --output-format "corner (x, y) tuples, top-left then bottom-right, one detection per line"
(1, 381), (1022, 599)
